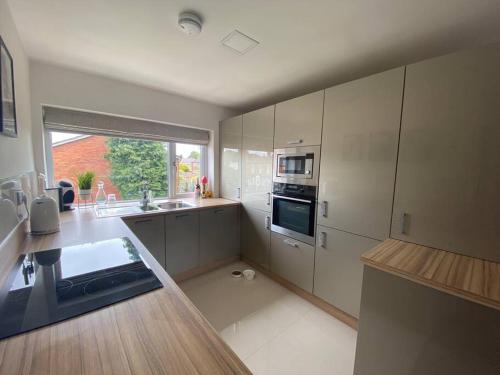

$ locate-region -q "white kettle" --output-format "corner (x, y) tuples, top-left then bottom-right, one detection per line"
(30, 174), (60, 235)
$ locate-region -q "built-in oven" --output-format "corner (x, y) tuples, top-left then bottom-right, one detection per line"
(271, 182), (317, 245)
(274, 146), (320, 186)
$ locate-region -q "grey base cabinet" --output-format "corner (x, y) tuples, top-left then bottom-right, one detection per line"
(199, 206), (240, 265)
(165, 211), (200, 276)
(313, 226), (380, 318)
(241, 207), (271, 269)
(123, 215), (166, 268)
(270, 232), (315, 292)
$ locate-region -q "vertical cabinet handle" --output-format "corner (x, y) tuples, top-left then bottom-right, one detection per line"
(287, 139), (303, 145)
(283, 239), (299, 248)
(266, 192), (271, 206)
(236, 187), (241, 199)
(319, 232), (327, 248)
(320, 201), (328, 218)
(401, 212), (409, 234)
(265, 216), (271, 230)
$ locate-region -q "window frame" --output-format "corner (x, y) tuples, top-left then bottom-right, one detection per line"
(44, 129), (208, 201)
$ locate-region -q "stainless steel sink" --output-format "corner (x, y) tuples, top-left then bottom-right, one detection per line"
(140, 204), (160, 212)
(157, 201), (195, 210)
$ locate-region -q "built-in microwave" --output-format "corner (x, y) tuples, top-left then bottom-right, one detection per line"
(273, 146), (320, 186)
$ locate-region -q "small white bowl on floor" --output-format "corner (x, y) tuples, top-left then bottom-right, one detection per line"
(242, 269), (256, 280)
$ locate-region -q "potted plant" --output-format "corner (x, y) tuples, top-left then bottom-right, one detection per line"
(76, 171), (95, 201)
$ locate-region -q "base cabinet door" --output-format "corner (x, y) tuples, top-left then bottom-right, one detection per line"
(165, 211), (200, 276)
(270, 232), (315, 292)
(241, 207), (271, 269)
(314, 226), (380, 318)
(200, 206), (240, 265)
(124, 216), (166, 269)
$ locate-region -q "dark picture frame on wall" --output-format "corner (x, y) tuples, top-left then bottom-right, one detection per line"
(0, 35), (17, 138)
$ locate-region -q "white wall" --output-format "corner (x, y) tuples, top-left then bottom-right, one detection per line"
(0, 0), (34, 179)
(29, 61), (238, 196)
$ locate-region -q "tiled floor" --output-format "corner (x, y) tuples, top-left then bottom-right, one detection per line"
(179, 262), (357, 375)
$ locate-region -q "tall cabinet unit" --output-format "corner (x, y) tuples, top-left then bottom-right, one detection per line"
(274, 90), (324, 148)
(314, 68), (405, 318)
(391, 45), (500, 262)
(240, 106), (275, 269)
(220, 115), (242, 201)
(317, 67), (404, 240)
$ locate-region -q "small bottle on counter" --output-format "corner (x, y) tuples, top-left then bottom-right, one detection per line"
(195, 178), (201, 200)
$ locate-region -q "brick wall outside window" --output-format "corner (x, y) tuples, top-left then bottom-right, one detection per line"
(52, 135), (122, 201)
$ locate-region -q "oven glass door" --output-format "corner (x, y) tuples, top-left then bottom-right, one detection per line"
(272, 196), (315, 237)
(277, 155), (307, 175)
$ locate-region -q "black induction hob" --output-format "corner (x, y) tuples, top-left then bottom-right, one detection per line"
(0, 237), (163, 340)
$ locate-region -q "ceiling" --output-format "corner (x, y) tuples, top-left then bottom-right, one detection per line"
(8, 0), (500, 111)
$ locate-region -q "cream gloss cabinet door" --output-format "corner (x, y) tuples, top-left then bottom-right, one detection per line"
(241, 105), (274, 212)
(392, 45), (500, 262)
(274, 90), (324, 148)
(220, 116), (242, 201)
(270, 232), (315, 292)
(241, 207), (271, 269)
(318, 67), (404, 240)
(314, 225), (380, 318)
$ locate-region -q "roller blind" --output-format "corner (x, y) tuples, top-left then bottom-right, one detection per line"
(43, 106), (210, 145)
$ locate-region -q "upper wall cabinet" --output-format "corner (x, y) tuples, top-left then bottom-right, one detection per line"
(220, 115), (242, 201)
(242, 105), (275, 212)
(274, 90), (324, 148)
(318, 68), (404, 240)
(392, 45), (500, 262)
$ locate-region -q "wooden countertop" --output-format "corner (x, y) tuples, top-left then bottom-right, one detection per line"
(0, 199), (250, 375)
(361, 239), (500, 311)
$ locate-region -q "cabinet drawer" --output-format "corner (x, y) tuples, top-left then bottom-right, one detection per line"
(314, 226), (380, 318)
(270, 232), (315, 292)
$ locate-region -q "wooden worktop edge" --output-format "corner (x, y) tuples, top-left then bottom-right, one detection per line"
(361, 239), (500, 311)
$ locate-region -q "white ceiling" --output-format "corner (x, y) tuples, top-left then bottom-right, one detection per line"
(8, 0), (500, 111)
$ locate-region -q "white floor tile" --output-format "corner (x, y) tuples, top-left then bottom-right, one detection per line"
(179, 262), (357, 374)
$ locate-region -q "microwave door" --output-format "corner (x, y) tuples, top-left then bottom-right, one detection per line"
(279, 155), (306, 175)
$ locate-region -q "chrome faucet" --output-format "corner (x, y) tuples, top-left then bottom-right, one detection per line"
(140, 181), (150, 209)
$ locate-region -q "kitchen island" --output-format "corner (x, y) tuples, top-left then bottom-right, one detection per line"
(354, 239), (500, 375)
(0, 199), (250, 375)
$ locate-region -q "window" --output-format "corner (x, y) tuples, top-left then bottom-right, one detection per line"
(174, 143), (202, 195)
(47, 131), (206, 202)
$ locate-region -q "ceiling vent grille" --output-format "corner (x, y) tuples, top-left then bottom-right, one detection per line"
(221, 30), (259, 54)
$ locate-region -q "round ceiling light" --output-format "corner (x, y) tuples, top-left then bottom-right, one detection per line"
(178, 12), (202, 36)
